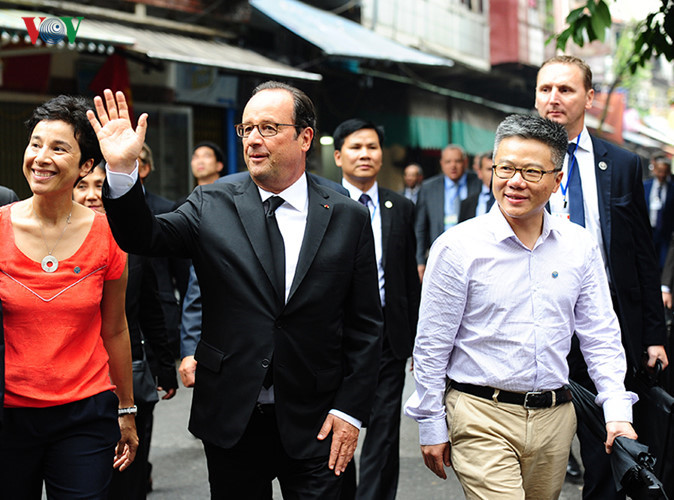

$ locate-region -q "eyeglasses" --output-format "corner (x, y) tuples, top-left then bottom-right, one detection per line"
(235, 122), (298, 138)
(492, 164), (560, 183)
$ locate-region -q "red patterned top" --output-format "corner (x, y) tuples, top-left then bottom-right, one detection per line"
(0, 205), (126, 407)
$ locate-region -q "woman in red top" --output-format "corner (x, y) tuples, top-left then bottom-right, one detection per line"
(0, 95), (138, 498)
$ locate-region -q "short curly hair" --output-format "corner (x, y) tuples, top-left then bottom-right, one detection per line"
(25, 95), (103, 167)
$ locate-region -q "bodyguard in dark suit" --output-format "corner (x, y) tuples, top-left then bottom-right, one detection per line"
(138, 144), (189, 357)
(333, 119), (420, 500)
(644, 157), (674, 268)
(0, 189), (19, 429)
(93, 83), (382, 499)
(0, 186), (19, 206)
(458, 151), (494, 223)
(536, 54), (669, 500)
(414, 145), (480, 279)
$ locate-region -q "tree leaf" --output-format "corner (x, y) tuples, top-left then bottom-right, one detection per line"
(591, 14), (607, 42)
(555, 30), (572, 50)
(587, 0), (597, 14)
(595, 0), (612, 27)
(572, 17), (589, 46)
(566, 6), (585, 25)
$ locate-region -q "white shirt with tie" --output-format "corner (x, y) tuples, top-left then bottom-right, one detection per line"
(342, 179), (385, 307)
(549, 126), (606, 263)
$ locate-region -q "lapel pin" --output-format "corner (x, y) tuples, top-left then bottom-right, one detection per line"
(552, 271), (559, 279)
(598, 161), (608, 171)
(323, 204), (329, 209)
(74, 266), (81, 274)
(384, 200), (393, 209)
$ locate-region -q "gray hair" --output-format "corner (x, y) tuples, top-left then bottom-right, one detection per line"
(442, 144), (467, 160)
(493, 115), (568, 170)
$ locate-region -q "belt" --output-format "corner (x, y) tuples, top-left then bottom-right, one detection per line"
(451, 382), (572, 409)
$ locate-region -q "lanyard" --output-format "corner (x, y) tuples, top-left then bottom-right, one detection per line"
(361, 195), (378, 223)
(367, 201), (377, 223)
(560, 132), (581, 207)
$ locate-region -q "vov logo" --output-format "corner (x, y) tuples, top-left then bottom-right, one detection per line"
(22, 17), (84, 45)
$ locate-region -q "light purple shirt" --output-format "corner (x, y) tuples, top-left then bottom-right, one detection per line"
(404, 206), (636, 446)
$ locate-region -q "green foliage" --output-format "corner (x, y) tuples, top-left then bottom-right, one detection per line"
(548, 0), (673, 74)
(613, 25), (652, 113)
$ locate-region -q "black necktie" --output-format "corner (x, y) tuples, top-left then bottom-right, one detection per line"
(264, 196), (286, 299)
(358, 193), (371, 208)
(262, 196), (285, 389)
(567, 143), (585, 227)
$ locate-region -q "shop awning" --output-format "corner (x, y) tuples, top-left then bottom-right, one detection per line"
(250, 0), (454, 67)
(0, 9), (322, 82)
(88, 20), (322, 81)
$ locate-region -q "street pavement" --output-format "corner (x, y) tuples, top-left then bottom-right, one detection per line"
(147, 361), (584, 499)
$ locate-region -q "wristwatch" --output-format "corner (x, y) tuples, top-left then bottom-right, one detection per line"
(118, 405), (138, 416)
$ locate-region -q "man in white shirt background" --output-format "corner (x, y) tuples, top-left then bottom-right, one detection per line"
(401, 163), (423, 204)
(405, 114), (637, 500)
(644, 156), (674, 269)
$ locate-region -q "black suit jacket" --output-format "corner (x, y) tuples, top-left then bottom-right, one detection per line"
(126, 254), (178, 391)
(104, 174), (383, 459)
(0, 186), (18, 207)
(661, 235), (674, 289)
(144, 190), (190, 334)
(458, 190), (495, 223)
(590, 135), (666, 368)
(414, 172), (481, 264)
(179, 171), (349, 359)
(378, 188), (420, 359)
(0, 300), (4, 428)
(0, 187), (18, 426)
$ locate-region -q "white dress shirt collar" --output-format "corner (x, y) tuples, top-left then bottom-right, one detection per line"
(257, 172), (308, 213)
(488, 205), (559, 249)
(342, 178), (379, 207)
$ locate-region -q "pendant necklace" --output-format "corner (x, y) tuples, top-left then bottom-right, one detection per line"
(34, 203), (73, 273)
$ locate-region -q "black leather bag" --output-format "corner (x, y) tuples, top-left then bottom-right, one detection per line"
(132, 354), (158, 405)
(631, 361), (674, 500)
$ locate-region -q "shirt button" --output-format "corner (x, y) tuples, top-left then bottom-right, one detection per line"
(261, 359), (270, 368)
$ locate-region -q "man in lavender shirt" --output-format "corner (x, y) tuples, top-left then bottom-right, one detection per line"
(405, 114), (637, 499)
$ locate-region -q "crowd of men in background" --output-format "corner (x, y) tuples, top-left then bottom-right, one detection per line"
(1, 53), (672, 500)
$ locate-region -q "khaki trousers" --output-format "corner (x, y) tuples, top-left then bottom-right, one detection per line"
(445, 388), (576, 500)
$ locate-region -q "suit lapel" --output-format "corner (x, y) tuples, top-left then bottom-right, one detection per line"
(591, 135), (612, 257)
(287, 179), (332, 302)
(233, 178), (281, 301)
(379, 188), (391, 269)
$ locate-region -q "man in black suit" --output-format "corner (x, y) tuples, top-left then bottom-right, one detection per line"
(0, 185), (19, 206)
(93, 83), (383, 499)
(535, 54), (669, 500)
(414, 144), (481, 279)
(138, 143), (189, 357)
(458, 151), (494, 222)
(333, 119), (420, 500)
(644, 156), (674, 268)
(178, 171), (350, 388)
(0, 185), (13, 425)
